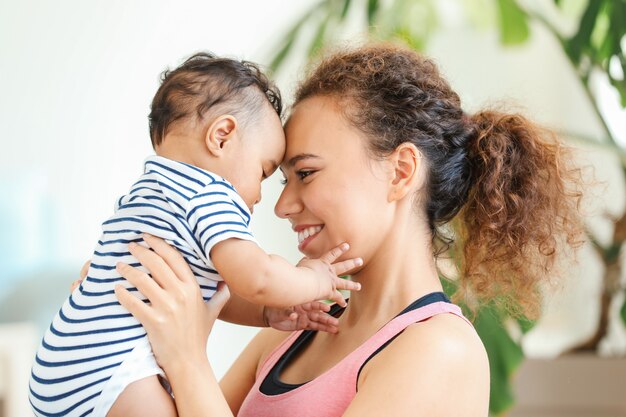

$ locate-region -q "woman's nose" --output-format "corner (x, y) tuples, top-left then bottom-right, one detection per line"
(274, 182), (302, 219)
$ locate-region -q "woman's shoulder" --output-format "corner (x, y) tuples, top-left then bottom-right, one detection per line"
(353, 312), (489, 415)
(399, 312), (487, 364)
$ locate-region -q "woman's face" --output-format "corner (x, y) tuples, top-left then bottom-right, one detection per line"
(275, 96), (395, 261)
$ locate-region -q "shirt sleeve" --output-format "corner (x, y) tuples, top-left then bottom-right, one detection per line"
(186, 180), (257, 260)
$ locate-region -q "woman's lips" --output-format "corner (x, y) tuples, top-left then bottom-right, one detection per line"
(296, 225), (324, 251)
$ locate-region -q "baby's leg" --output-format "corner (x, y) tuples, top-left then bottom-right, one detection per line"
(106, 375), (177, 417)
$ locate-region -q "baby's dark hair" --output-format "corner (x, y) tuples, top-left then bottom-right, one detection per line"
(149, 52), (282, 148)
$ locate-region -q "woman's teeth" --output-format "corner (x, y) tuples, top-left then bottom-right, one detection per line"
(298, 226), (323, 244)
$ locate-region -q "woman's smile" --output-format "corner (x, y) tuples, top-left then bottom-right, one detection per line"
(294, 224), (324, 251)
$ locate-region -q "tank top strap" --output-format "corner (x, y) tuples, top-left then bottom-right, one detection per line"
(336, 301), (471, 383)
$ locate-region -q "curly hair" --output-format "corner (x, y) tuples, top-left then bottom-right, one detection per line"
(294, 43), (584, 317)
(149, 52), (282, 148)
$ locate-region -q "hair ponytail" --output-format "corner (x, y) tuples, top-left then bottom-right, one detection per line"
(454, 110), (584, 317)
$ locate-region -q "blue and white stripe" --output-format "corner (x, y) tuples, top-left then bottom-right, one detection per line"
(29, 155), (255, 417)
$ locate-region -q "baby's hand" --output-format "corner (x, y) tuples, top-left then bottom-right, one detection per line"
(264, 301), (340, 333)
(297, 243), (362, 307)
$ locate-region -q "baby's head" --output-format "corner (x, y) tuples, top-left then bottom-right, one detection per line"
(149, 52), (285, 211)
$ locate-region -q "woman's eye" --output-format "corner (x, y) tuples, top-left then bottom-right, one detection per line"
(280, 170), (315, 185)
(297, 170), (314, 180)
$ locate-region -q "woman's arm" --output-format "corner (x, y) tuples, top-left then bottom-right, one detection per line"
(114, 234), (235, 416)
(220, 328), (289, 415)
(112, 234), (303, 416)
(342, 314), (490, 417)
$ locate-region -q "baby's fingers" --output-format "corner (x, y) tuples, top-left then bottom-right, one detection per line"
(328, 290), (348, 308)
(308, 310), (339, 327)
(319, 243), (350, 264)
(308, 321), (339, 334)
(334, 276), (361, 292)
(305, 301), (332, 313)
(331, 257), (363, 276)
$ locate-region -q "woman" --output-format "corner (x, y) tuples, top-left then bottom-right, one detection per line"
(114, 43), (583, 416)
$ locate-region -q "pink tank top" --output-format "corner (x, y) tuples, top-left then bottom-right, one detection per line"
(238, 301), (471, 417)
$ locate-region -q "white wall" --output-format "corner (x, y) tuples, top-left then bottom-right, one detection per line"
(0, 0), (316, 389)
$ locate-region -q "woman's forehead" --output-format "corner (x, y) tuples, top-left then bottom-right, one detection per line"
(285, 97), (356, 145)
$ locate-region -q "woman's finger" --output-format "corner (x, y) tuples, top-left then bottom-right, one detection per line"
(331, 258), (363, 276)
(143, 234), (196, 284)
(80, 260), (91, 279)
(128, 241), (180, 292)
(318, 243), (350, 264)
(69, 279), (82, 293)
(205, 283), (231, 321)
(116, 262), (166, 306)
(115, 284), (152, 325)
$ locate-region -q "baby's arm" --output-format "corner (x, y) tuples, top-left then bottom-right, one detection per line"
(220, 292), (341, 333)
(211, 238), (361, 307)
(71, 257), (341, 332)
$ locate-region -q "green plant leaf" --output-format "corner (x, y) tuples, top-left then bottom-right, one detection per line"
(440, 276), (458, 298)
(308, 10), (331, 58)
(474, 304), (524, 415)
(269, 31), (298, 73)
(621, 291), (626, 326)
(606, 0), (626, 107)
(565, 0), (603, 63)
(340, 0), (352, 19)
(517, 315), (535, 334)
(268, 1), (326, 72)
(496, 0), (530, 45)
(367, 0), (379, 25)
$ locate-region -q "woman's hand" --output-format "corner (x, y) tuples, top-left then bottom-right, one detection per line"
(69, 260), (91, 292)
(114, 234), (230, 373)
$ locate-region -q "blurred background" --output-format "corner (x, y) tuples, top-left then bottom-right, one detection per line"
(1, 0), (625, 416)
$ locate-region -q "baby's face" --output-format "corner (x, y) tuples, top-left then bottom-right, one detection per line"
(225, 107), (286, 212)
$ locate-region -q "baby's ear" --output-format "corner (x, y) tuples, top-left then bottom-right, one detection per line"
(205, 115), (238, 156)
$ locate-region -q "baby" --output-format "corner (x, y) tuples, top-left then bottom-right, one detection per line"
(29, 52), (361, 417)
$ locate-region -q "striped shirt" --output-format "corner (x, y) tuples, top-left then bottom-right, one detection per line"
(29, 155), (256, 417)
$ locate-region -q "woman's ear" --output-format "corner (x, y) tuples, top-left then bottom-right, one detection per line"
(205, 115), (238, 156)
(388, 142), (424, 202)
